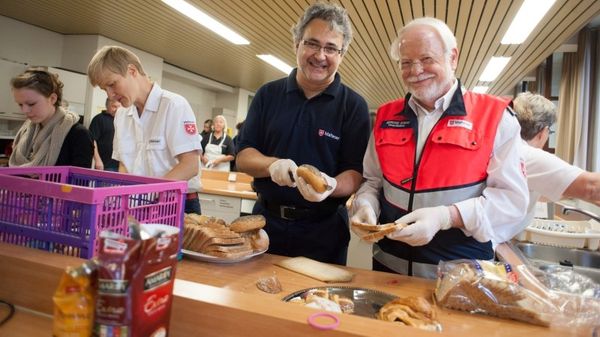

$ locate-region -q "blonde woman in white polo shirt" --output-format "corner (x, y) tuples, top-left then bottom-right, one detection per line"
(87, 45), (203, 214)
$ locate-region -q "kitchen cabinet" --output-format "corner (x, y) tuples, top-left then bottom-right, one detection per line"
(199, 170), (257, 222)
(198, 193), (243, 223)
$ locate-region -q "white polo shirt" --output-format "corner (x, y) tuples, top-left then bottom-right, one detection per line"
(112, 83), (202, 192)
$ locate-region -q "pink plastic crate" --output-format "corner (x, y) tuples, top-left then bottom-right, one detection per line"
(0, 166), (187, 258)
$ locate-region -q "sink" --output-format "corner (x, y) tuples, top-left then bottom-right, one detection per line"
(515, 242), (600, 268)
(514, 242), (600, 284)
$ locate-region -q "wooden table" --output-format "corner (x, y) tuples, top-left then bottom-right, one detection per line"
(0, 243), (589, 337)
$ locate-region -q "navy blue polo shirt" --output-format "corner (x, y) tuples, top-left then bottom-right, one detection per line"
(237, 68), (370, 208)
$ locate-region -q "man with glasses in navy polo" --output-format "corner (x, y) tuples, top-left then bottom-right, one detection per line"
(236, 2), (370, 265)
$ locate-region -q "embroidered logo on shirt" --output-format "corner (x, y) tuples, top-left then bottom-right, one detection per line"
(447, 119), (473, 130)
(183, 121), (197, 135)
(318, 129), (340, 140)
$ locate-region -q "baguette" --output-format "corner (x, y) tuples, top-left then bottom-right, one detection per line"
(296, 164), (329, 193)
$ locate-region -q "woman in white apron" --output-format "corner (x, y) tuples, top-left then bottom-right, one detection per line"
(201, 115), (235, 171)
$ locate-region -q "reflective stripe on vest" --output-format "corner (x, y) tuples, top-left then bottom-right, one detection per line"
(382, 179), (486, 211)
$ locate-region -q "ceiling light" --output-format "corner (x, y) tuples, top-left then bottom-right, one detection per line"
(472, 86), (489, 94)
(479, 57), (511, 82)
(501, 0), (556, 44)
(257, 55), (293, 74)
(162, 0), (249, 45)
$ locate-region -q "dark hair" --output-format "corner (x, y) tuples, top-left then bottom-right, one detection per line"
(10, 67), (63, 108)
(236, 121), (244, 130)
(292, 2), (353, 53)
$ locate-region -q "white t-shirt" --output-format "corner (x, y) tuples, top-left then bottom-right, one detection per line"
(112, 83), (202, 192)
(499, 141), (584, 242)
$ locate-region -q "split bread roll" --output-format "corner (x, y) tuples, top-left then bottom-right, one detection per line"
(296, 164), (329, 193)
(377, 296), (441, 331)
(351, 222), (406, 242)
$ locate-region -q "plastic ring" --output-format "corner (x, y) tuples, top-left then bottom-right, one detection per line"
(307, 312), (340, 330)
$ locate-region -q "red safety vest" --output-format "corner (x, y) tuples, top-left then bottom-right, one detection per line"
(374, 91), (509, 212)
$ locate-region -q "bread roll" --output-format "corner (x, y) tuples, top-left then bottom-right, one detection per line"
(296, 164), (328, 193)
(251, 229), (269, 252)
(229, 215), (266, 233)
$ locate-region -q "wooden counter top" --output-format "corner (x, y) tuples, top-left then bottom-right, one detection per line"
(0, 243), (588, 337)
(200, 170), (257, 200)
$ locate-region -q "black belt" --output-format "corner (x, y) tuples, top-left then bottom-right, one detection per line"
(259, 197), (339, 221)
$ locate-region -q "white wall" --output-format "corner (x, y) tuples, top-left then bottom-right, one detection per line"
(0, 15), (254, 131)
(161, 74), (217, 127)
(0, 16), (63, 66)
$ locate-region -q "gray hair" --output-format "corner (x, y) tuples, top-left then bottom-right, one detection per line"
(390, 17), (457, 61)
(512, 92), (557, 141)
(292, 2), (353, 54)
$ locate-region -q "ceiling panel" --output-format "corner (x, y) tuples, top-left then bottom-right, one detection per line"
(1, 0), (598, 109)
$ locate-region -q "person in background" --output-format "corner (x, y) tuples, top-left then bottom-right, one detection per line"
(350, 17), (528, 278)
(201, 114), (234, 171)
(9, 68), (93, 168)
(494, 92), (600, 244)
(200, 119), (212, 141)
(236, 2), (370, 265)
(89, 98), (121, 171)
(87, 45), (202, 214)
(231, 120), (244, 171)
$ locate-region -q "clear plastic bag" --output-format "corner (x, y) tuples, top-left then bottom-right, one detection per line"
(435, 243), (600, 335)
(434, 259), (556, 326)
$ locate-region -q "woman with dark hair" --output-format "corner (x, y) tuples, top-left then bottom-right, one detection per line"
(9, 68), (93, 168)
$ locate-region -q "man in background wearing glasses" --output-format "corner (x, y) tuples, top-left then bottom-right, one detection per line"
(351, 17), (529, 278)
(236, 2), (370, 265)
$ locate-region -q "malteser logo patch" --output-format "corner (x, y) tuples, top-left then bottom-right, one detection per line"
(447, 119), (473, 130)
(184, 121), (197, 135)
(318, 129), (340, 140)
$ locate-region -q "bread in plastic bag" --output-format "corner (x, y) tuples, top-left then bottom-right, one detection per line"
(434, 259), (554, 326)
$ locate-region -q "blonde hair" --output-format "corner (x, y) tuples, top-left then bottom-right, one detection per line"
(213, 115), (228, 133)
(512, 92), (557, 141)
(87, 45), (146, 86)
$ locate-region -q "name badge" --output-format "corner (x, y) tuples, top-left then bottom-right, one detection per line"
(381, 120), (411, 129)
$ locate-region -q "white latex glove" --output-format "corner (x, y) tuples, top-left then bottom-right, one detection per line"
(268, 159), (297, 187)
(387, 206), (452, 246)
(295, 173), (337, 202)
(350, 199), (377, 225)
(349, 199), (378, 241)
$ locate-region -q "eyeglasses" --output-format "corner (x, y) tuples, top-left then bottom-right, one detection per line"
(399, 57), (437, 70)
(302, 40), (342, 56)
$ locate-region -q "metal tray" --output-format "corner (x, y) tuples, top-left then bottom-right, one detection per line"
(282, 286), (397, 318)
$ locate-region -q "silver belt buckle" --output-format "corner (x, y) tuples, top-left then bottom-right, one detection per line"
(280, 205), (295, 220)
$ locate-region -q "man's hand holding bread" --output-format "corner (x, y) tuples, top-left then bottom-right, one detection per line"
(268, 160), (337, 202)
(294, 164), (337, 202)
(349, 199), (407, 242)
(268, 159), (298, 187)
